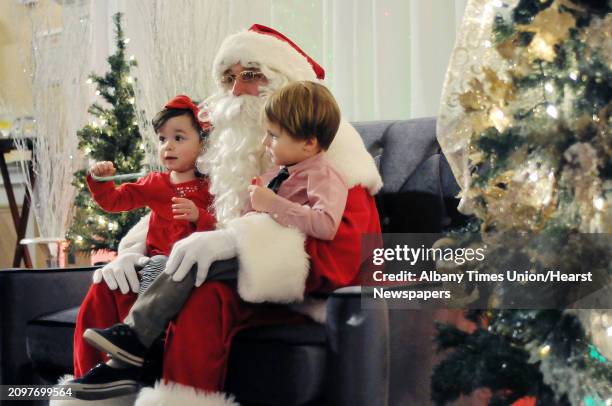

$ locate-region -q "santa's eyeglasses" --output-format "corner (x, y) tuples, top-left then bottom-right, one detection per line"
(220, 70), (266, 86)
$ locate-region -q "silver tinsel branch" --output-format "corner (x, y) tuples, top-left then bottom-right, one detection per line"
(12, 0), (93, 249)
(124, 0), (231, 170)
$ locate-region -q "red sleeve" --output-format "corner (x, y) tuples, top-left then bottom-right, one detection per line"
(86, 173), (154, 213)
(304, 186), (381, 293)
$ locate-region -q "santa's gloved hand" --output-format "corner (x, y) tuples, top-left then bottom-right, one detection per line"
(92, 252), (149, 294)
(165, 229), (237, 287)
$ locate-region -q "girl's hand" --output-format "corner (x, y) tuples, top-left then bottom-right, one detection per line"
(90, 161), (116, 177)
(248, 185), (277, 212)
(172, 197), (200, 222)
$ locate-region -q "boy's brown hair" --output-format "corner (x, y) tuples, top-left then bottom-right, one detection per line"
(263, 81), (340, 150)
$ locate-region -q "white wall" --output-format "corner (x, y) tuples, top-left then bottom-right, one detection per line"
(112, 0), (467, 121)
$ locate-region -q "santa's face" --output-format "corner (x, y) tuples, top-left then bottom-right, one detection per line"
(221, 64), (269, 97)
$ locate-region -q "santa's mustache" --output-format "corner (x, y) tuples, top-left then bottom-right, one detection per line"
(205, 92), (265, 129)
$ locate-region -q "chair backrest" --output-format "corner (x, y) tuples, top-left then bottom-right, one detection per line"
(352, 118), (466, 232)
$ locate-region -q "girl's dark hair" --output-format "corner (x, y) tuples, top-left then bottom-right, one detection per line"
(152, 108), (208, 139)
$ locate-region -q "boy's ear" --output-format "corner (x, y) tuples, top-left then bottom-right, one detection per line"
(303, 137), (319, 152)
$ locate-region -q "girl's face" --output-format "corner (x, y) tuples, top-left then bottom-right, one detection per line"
(157, 115), (202, 175)
(262, 120), (318, 166)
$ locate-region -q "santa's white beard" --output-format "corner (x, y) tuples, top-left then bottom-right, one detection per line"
(199, 93), (273, 227)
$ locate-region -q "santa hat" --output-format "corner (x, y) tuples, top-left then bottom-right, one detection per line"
(212, 24), (325, 85)
(165, 94), (212, 134)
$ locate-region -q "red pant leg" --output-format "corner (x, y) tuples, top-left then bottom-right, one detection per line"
(73, 283), (137, 377)
(162, 281), (307, 391)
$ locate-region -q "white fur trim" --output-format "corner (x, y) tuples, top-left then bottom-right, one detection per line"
(135, 381), (238, 406)
(228, 213), (309, 303)
(117, 213), (150, 255)
(50, 375), (136, 406)
(327, 120), (383, 195)
(213, 29), (317, 84)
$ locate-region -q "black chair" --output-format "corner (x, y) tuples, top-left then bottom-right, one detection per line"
(1, 118), (468, 405)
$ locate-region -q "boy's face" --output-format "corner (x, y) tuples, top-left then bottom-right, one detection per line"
(262, 120), (318, 166)
(158, 115), (202, 174)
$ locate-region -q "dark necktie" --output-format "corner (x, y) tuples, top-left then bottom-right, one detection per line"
(267, 167), (290, 194)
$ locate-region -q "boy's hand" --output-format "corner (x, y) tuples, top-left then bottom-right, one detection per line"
(248, 184), (277, 212)
(172, 197), (200, 222)
(90, 161), (116, 178)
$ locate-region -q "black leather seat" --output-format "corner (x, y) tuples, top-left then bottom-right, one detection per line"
(226, 323), (328, 405)
(26, 306), (330, 404)
(26, 308), (78, 378)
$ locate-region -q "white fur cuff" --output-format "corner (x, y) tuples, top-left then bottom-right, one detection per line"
(228, 213), (309, 303)
(135, 381), (238, 406)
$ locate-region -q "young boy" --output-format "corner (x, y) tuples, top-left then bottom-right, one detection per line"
(245, 80), (347, 240)
(75, 81), (346, 397)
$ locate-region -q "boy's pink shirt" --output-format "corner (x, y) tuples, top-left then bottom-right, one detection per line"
(243, 152), (348, 240)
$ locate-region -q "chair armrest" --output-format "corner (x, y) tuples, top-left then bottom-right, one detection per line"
(314, 280), (444, 298)
(324, 288), (389, 406)
(0, 267), (97, 384)
(321, 281), (444, 405)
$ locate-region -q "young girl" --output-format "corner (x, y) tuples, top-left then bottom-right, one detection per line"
(67, 95), (215, 399)
(72, 82), (347, 399)
(86, 94), (215, 294)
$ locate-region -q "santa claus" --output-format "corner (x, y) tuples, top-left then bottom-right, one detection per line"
(59, 24), (382, 405)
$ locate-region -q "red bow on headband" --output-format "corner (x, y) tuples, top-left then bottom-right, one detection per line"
(165, 94), (212, 133)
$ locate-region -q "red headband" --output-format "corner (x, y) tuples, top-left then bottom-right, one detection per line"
(165, 94), (211, 133)
(248, 24), (325, 80)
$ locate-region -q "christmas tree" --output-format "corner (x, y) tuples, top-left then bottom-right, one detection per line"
(432, 0), (611, 404)
(66, 13), (147, 254)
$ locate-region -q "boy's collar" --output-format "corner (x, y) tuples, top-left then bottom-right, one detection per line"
(285, 151), (326, 174)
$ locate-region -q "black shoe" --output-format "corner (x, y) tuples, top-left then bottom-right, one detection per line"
(84, 324), (148, 367)
(67, 362), (141, 400)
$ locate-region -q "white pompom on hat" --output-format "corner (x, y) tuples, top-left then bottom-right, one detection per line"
(212, 24), (325, 85)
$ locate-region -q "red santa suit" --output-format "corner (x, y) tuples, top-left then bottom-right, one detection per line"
(63, 24), (382, 406)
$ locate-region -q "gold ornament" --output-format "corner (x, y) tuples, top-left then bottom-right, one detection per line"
(483, 68), (515, 104)
(479, 158), (558, 232)
(458, 69), (516, 136)
(459, 78), (487, 112)
(517, 3), (576, 62)
(496, 37), (517, 61)
(495, 34), (534, 78)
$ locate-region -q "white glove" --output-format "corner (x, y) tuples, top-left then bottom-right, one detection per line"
(93, 252), (150, 294)
(165, 229), (237, 287)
